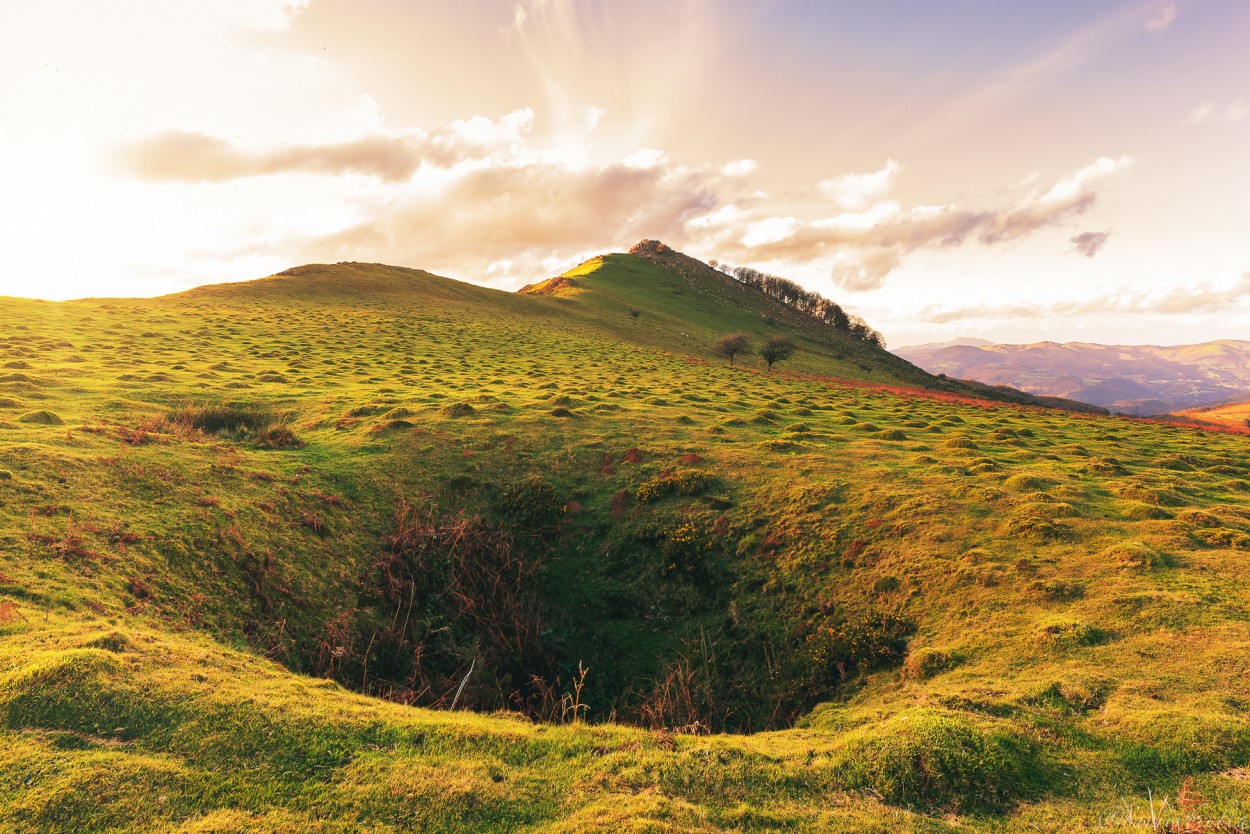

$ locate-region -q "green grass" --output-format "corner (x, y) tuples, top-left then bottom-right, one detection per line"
(2, 247), (1250, 831)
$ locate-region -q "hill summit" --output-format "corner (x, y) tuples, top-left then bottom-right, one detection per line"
(517, 239), (934, 387)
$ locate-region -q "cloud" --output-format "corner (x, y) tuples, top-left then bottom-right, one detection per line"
(1145, 2), (1179, 32)
(1037, 155), (1133, 203)
(621, 148), (667, 169)
(114, 102), (757, 286)
(819, 160), (901, 210)
(829, 249), (902, 293)
(708, 156), (1133, 290)
(1187, 100), (1250, 124)
(1071, 230), (1112, 257)
(114, 102), (1134, 300)
(721, 159), (758, 177)
(116, 110), (537, 183)
(919, 273), (1250, 323)
(300, 156), (735, 282)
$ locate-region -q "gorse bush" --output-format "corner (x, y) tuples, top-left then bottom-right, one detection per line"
(808, 607), (915, 684)
(658, 522), (715, 574)
(636, 469), (716, 503)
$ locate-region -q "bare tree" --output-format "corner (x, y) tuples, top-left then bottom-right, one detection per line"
(713, 333), (750, 365)
(759, 336), (796, 371)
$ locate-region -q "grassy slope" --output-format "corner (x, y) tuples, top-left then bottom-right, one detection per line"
(1177, 399), (1250, 429)
(521, 250), (932, 386)
(2, 253), (1250, 831)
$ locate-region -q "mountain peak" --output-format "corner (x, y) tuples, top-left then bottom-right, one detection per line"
(628, 238), (671, 256)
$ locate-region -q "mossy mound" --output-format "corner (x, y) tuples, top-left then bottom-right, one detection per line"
(1003, 474), (1051, 491)
(440, 402), (477, 418)
(830, 710), (1050, 813)
(1102, 541), (1166, 571)
(17, 410), (64, 425)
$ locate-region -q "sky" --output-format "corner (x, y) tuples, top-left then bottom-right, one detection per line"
(2, 0), (1247, 347)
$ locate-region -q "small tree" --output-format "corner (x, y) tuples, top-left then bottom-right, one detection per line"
(713, 333), (750, 365)
(759, 336), (796, 371)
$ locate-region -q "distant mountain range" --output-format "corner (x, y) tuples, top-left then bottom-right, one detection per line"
(894, 337), (993, 351)
(893, 339), (1250, 415)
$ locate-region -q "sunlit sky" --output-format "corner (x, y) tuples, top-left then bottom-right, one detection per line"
(2, 0), (1247, 346)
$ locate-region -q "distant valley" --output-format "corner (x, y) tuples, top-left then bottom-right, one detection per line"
(894, 338), (1250, 415)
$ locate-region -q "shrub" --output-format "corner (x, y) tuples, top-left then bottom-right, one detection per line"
(759, 336), (796, 371)
(171, 402), (270, 434)
(658, 523), (715, 573)
(712, 333), (750, 365)
(873, 575), (901, 594)
(636, 469), (716, 503)
(808, 607), (915, 684)
(171, 402), (303, 449)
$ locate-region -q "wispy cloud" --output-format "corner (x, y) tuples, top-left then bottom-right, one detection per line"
(1186, 100), (1250, 124)
(819, 160), (901, 210)
(1145, 1), (1179, 33)
(116, 110), (537, 183)
(703, 156), (1134, 291)
(919, 273), (1250, 323)
(918, 3), (1168, 138)
(116, 104), (1137, 300)
(1071, 230), (1112, 257)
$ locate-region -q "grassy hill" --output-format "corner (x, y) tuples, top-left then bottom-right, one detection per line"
(3, 244), (1250, 832)
(1176, 400), (1250, 430)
